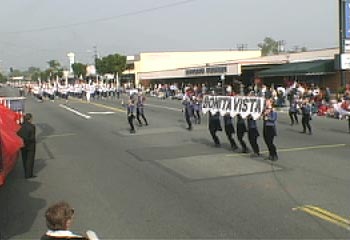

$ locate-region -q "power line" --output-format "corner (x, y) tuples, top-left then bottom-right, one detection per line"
(1, 0), (196, 34)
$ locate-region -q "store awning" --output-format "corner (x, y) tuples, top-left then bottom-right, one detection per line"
(257, 59), (335, 77)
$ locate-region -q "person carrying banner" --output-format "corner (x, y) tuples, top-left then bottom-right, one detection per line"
(236, 114), (248, 153)
(208, 111), (222, 147)
(263, 106), (278, 161)
(247, 114), (260, 157)
(223, 113), (238, 151)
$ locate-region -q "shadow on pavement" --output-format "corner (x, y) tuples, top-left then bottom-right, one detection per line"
(0, 157), (46, 239)
(36, 123), (55, 143)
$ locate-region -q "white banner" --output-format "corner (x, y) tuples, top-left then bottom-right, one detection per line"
(202, 95), (266, 120)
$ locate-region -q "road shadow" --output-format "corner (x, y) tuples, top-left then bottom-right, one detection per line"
(36, 123), (55, 143)
(0, 159), (46, 239)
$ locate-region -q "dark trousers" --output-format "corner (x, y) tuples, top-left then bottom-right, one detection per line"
(225, 126), (237, 148)
(237, 133), (247, 151)
(21, 148), (35, 178)
(194, 110), (201, 124)
(185, 111), (192, 129)
(248, 129), (259, 154)
(210, 128), (220, 145)
(302, 115), (312, 133)
(136, 108), (148, 125)
(263, 126), (277, 157)
(289, 111), (298, 125)
(128, 115), (135, 131)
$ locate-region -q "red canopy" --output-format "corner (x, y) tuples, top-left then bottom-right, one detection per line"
(0, 105), (24, 186)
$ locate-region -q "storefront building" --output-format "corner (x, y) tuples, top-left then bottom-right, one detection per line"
(124, 50), (261, 87)
(124, 48), (348, 91)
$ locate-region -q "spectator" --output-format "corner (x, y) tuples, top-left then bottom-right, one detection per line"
(17, 113), (36, 179)
(41, 201), (89, 240)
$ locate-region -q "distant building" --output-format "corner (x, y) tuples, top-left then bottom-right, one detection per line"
(124, 50), (261, 87)
(123, 48), (349, 91)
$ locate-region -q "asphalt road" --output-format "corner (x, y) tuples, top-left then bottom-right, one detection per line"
(1, 86), (350, 239)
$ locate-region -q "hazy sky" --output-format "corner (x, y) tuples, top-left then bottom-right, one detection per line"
(0, 0), (338, 71)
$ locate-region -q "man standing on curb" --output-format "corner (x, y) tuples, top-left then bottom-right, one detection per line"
(17, 113), (36, 179)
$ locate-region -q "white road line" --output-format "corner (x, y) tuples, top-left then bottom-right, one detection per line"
(87, 111), (115, 115)
(146, 103), (182, 112)
(59, 104), (91, 119)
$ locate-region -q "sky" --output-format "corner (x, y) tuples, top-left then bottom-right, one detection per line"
(0, 0), (338, 71)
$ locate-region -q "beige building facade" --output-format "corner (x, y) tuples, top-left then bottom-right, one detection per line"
(125, 50), (261, 87)
(124, 48), (349, 91)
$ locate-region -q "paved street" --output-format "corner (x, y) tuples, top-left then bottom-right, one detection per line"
(1, 86), (350, 239)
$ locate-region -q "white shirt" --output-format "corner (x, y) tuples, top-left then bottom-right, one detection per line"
(45, 230), (82, 238)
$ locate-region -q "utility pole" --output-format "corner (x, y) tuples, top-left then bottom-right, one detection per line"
(237, 43), (248, 51)
(93, 45), (98, 82)
(339, 0), (346, 87)
(93, 45), (98, 62)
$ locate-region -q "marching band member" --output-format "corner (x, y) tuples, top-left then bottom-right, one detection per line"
(127, 99), (136, 134)
(236, 114), (248, 153)
(193, 95), (202, 124)
(247, 114), (260, 157)
(300, 99), (312, 135)
(288, 99), (299, 126)
(136, 92), (148, 126)
(263, 105), (278, 161)
(208, 111), (222, 147)
(182, 96), (193, 131)
(223, 113), (238, 151)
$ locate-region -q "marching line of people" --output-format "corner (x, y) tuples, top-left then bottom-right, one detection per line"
(205, 107), (278, 161)
(180, 86), (279, 161)
(28, 82), (122, 104)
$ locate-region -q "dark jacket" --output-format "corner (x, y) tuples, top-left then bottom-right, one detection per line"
(223, 114), (235, 133)
(209, 112), (222, 131)
(17, 121), (36, 150)
(247, 117), (259, 137)
(236, 115), (247, 136)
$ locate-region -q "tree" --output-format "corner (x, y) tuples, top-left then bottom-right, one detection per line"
(288, 45), (308, 53)
(9, 69), (23, 77)
(301, 47), (308, 52)
(0, 72), (6, 83)
(95, 53), (126, 76)
(47, 60), (60, 70)
(258, 37), (279, 56)
(71, 63), (87, 78)
(46, 60), (63, 79)
(24, 67), (41, 82)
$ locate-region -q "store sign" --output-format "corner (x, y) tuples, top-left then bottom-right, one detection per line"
(202, 95), (266, 120)
(340, 53), (350, 70)
(185, 68), (205, 75)
(185, 66), (227, 76)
